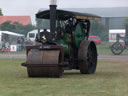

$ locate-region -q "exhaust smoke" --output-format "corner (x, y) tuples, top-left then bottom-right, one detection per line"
(50, 0), (57, 5)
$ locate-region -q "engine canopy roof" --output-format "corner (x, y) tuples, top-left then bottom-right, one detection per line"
(36, 9), (101, 21)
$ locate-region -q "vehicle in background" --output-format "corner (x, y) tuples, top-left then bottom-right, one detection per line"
(110, 25), (128, 55)
(27, 30), (38, 42)
(88, 36), (101, 44)
(109, 29), (125, 42)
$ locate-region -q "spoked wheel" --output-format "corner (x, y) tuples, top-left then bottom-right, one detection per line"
(111, 42), (124, 55)
(78, 40), (98, 74)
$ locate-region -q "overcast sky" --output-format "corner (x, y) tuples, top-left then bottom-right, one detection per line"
(0, 0), (128, 24)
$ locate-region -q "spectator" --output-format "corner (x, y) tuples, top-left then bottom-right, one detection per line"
(17, 37), (21, 51)
(20, 37), (25, 50)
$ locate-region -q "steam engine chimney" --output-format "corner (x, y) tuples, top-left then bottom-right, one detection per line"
(50, 0), (57, 39)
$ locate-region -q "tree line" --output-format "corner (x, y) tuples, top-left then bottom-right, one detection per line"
(0, 21), (36, 36)
(0, 8), (3, 16)
(0, 8), (35, 36)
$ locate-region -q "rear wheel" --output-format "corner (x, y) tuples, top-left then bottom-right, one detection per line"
(78, 40), (97, 74)
(111, 42), (124, 55)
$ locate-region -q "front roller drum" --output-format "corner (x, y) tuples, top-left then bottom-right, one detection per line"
(27, 65), (63, 77)
(26, 49), (63, 77)
(78, 40), (98, 74)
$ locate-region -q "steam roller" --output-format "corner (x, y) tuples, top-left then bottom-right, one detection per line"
(21, 2), (101, 77)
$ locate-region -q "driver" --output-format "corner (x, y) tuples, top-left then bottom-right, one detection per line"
(65, 20), (74, 34)
(56, 26), (64, 40)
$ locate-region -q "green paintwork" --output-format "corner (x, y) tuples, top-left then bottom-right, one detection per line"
(57, 23), (85, 55)
(74, 23), (85, 48)
(57, 34), (71, 55)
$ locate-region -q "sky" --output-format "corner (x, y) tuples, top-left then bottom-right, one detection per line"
(0, 0), (128, 24)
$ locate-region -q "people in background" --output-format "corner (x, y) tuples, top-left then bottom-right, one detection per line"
(17, 37), (24, 51)
(17, 37), (21, 51)
(20, 37), (25, 50)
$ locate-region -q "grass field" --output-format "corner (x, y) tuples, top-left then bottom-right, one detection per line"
(0, 59), (128, 96)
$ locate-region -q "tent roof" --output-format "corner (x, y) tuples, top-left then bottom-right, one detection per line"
(0, 31), (24, 37)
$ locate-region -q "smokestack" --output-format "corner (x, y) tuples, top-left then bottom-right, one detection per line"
(50, 0), (57, 40)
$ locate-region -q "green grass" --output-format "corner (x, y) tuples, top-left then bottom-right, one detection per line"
(0, 59), (128, 96)
(0, 50), (26, 54)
